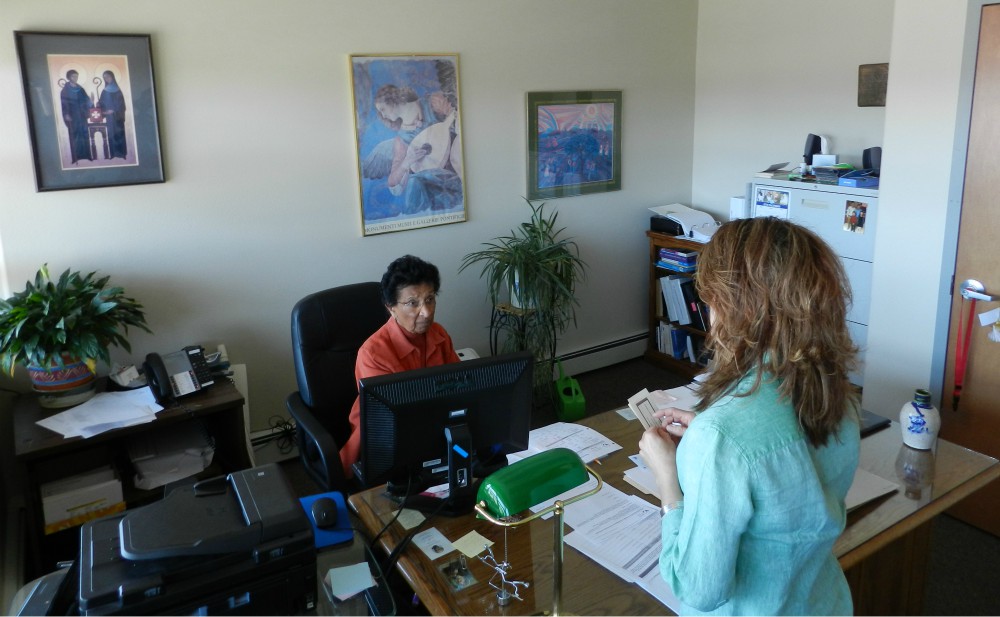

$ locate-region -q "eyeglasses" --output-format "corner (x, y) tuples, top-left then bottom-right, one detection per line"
(396, 295), (437, 311)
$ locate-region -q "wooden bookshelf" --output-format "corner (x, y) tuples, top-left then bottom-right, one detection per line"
(645, 231), (707, 378)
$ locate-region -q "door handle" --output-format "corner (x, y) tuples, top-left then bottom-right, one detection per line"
(959, 279), (994, 302)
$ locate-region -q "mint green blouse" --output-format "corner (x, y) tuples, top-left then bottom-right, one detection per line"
(659, 376), (859, 615)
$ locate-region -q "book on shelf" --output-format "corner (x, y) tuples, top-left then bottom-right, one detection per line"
(658, 277), (679, 323)
(755, 162), (792, 179)
(658, 247), (698, 264)
(679, 279), (707, 331)
(656, 321), (671, 356)
(656, 259), (697, 273)
(670, 325), (688, 360)
(664, 274), (692, 326)
(656, 321), (688, 360)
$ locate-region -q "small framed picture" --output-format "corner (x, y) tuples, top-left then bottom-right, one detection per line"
(14, 31), (165, 191)
(349, 53), (467, 236)
(526, 90), (622, 200)
(858, 63), (888, 107)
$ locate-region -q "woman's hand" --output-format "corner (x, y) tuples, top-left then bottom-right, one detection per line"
(639, 426), (683, 504)
(654, 407), (697, 444)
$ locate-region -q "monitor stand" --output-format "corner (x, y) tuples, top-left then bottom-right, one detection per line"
(385, 423), (479, 517)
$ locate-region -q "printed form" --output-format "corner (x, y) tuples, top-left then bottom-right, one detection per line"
(562, 482), (681, 613)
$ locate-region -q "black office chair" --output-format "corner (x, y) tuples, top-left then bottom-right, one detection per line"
(286, 282), (387, 493)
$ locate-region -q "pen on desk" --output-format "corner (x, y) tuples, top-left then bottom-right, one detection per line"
(592, 457), (603, 466)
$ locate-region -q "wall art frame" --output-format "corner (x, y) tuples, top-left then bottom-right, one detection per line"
(526, 90), (622, 200)
(349, 53), (467, 236)
(14, 31), (165, 192)
(858, 63), (889, 107)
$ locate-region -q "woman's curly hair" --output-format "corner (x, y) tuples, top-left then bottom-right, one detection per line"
(694, 217), (860, 446)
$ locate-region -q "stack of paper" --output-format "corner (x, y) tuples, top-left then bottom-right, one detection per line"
(35, 388), (163, 439)
(562, 482), (681, 612)
(622, 452), (899, 511)
(128, 420), (215, 490)
(509, 421), (621, 465)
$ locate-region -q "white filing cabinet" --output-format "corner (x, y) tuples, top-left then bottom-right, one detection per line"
(750, 179), (879, 386)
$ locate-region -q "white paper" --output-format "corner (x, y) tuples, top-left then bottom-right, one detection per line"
(562, 483), (681, 613)
(661, 384), (701, 413)
(978, 307), (999, 327)
(615, 406), (636, 421)
(129, 421), (215, 490)
(619, 462), (897, 513)
(411, 527), (456, 560)
(648, 203), (690, 218)
(845, 467), (898, 511)
(623, 466), (658, 496)
(325, 562), (376, 601)
(510, 422), (621, 465)
(35, 388), (162, 439)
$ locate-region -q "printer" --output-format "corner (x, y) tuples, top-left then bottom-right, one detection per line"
(20, 464), (317, 615)
(649, 203), (721, 242)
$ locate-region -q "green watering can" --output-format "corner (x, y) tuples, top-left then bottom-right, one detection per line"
(554, 359), (586, 421)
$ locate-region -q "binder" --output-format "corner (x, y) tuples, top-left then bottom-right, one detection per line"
(679, 279), (705, 330)
(668, 275), (692, 326)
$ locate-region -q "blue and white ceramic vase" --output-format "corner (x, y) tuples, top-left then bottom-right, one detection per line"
(899, 388), (940, 450)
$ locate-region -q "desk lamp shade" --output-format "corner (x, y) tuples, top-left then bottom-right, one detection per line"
(476, 447), (589, 517)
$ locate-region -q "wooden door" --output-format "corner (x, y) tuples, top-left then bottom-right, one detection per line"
(940, 3), (1000, 536)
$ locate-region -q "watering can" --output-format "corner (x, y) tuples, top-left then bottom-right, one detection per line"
(554, 359), (586, 421)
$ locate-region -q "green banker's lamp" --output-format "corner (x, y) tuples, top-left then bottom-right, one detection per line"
(474, 447), (602, 616)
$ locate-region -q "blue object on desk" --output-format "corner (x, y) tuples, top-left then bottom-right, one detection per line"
(300, 492), (352, 548)
(838, 170), (880, 188)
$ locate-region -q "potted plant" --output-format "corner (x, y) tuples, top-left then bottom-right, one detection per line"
(460, 199), (587, 392)
(0, 264), (151, 402)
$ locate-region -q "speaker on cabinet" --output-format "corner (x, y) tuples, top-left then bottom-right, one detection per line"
(863, 147), (882, 174)
(803, 133), (823, 166)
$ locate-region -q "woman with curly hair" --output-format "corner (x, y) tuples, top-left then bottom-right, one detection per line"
(639, 216), (860, 615)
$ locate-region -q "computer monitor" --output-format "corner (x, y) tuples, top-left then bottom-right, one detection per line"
(359, 351), (533, 515)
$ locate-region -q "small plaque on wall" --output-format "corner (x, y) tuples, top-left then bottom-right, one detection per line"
(858, 63), (888, 107)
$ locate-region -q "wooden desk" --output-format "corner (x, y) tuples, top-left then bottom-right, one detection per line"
(349, 409), (1000, 616)
(13, 381), (250, 579)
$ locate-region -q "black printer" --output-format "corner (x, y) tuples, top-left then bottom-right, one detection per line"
(26, 464), (317, 615)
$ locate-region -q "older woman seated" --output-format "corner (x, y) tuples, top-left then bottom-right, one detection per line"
(339, 255), (461, 477)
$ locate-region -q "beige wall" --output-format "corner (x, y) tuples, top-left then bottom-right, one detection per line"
(862, 2), (975, 415)
(691, 0), (892, 218)
(0, 0), (697, 430)
(0, 0), (973, 430)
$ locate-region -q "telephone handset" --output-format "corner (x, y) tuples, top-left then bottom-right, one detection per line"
(143, 346), (215, 402)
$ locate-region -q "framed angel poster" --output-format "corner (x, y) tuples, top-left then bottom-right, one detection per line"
(350, 53), (467, 236)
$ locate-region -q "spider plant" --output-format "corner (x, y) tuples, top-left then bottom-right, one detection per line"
(460, 199), (587, 390)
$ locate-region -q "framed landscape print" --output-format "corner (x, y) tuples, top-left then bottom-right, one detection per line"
(350, 53), (467, 236)
(527, 90), (622, 200)
(15, 31), (165, 191)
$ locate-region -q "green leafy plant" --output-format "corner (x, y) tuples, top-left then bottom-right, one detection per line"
(0, 264), (151, 376)
(460, 199), (587, 389)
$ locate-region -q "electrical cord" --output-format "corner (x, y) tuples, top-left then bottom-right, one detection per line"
(368, 474), (413, 553)
(267, 414), (297, 455)
(379, 490), (450, 575)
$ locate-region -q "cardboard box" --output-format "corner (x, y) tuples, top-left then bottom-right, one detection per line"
(40, 466), (125, 534)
